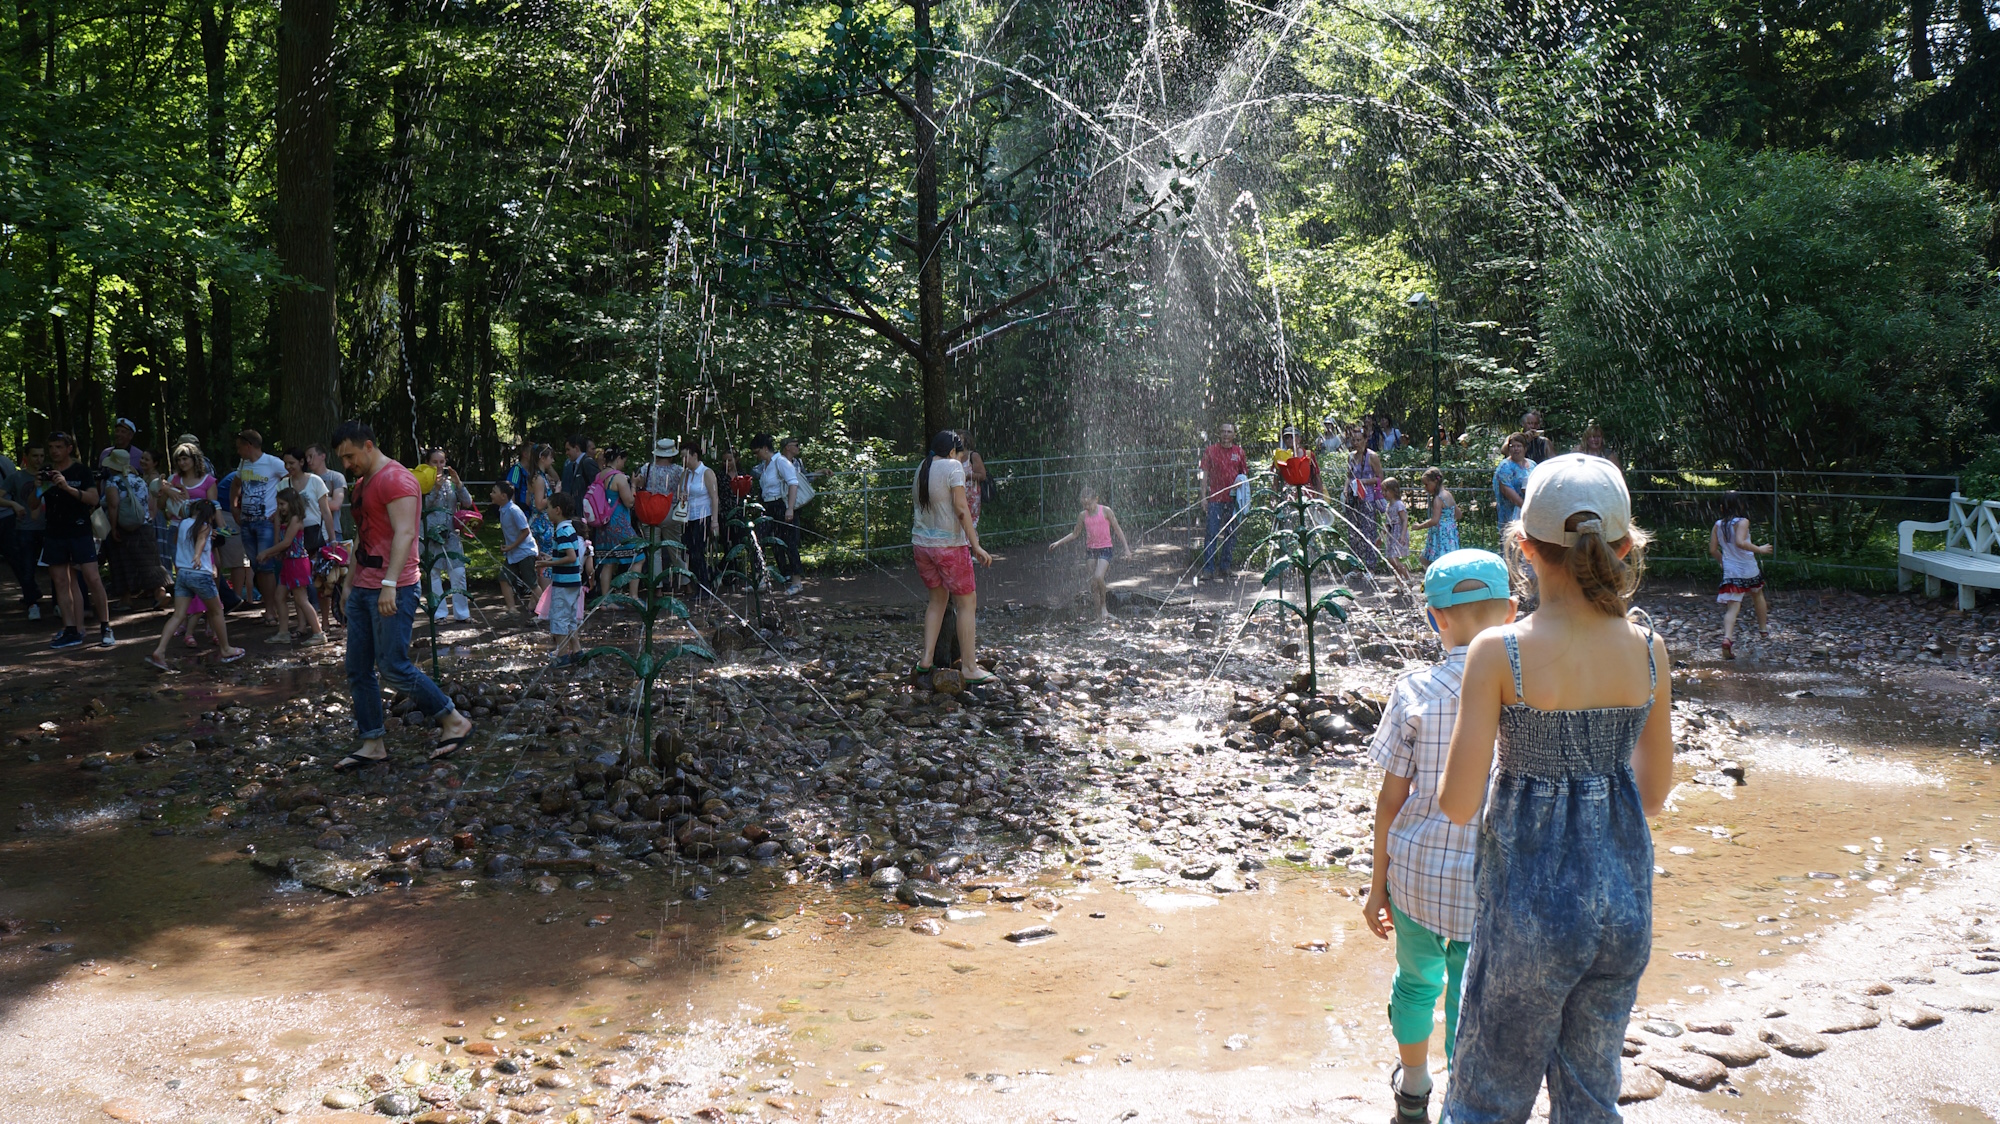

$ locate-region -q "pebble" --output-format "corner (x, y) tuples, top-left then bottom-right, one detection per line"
(374, 1091), (420, 1116)
(1639, 1020), (1683, 1038)
(1005, 924), (1056, 944)
(100, 1099), (159, 1122)
(1638, 1049), (1727, 1091)
(1616, 1064), (1665, 1104)
(1757, 1022), (1829, 1057)
(869, 866), (905, 889)
(322, 1090), (363, 1109)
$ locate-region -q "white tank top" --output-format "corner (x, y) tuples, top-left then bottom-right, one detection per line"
(1715, 518), (1759, 580)
(684, 465), (714, 520)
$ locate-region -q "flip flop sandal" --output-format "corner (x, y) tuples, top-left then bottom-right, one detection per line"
(144, 654), (170, 672)
(961, 671), (1000, 687)
(430, 725), (477, 761)
(334, 750), (388, 772)
(218, 648), (247, 664)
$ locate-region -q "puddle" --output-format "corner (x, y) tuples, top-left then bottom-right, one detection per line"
(0, 633), (1995, 1121)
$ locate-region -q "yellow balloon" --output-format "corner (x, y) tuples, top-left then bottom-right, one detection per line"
(414, 463), (438, 493)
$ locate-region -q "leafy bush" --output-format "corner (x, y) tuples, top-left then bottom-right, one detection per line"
(1542, 146), (2000, 474)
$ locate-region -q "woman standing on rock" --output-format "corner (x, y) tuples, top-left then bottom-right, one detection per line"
(911, 430), (993, 683)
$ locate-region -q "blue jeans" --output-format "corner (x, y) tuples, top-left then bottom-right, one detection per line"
(344, 584), (455, 740)
(1442, 767), (1653, 1123)
(1201, 501), (1238, 574)
(242, 518), (278, 574)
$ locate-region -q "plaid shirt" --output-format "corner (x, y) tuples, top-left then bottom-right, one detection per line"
(1369, 647), (1481, 942)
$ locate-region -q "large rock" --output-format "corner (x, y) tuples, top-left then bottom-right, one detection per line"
(1890, 1004), (1944, 1030)
(1617, 1064), (1666, 1104)
(1813, 1006), (1883, 1034)
(1639, 1049), (1727, 1091)
(1684, 1033), (1769, 1067)
(1757, 1021), (1828, 1057)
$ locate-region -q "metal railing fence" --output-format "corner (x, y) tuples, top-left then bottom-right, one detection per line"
(433, 459), (1961, 580)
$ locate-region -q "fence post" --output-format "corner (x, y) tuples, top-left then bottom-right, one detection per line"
(1039, 458), (1046, 533)
(1771, 470), (1780, 563)
(861, 471), (870, 555)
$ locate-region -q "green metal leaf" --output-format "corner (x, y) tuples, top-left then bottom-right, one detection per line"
(598, 593), (647, 614)
(576, 645), (638, 673)
(650, 595), (692, 618)
(1250, 596), (1308, 624)
(1261, 558), (1294, 586)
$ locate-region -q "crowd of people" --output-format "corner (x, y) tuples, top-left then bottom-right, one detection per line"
(0, 419), (830, 669)
(1194, 409), (1633, 585)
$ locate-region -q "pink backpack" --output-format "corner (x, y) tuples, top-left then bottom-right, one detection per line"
(583, 476), (613, 527)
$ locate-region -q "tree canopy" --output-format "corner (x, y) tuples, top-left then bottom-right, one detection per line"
(1, 0), (1995, 476)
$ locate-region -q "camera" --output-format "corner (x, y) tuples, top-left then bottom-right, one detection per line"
(37, 468), (56, 484)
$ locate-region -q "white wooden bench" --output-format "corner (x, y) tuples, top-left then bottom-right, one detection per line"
(1899, 492), (2000, 610)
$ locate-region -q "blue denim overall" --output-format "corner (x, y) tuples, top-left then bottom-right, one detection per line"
(1442, 623), (1656, 1124)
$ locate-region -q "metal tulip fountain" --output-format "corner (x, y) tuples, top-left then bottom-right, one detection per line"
(1250, 453), (1356, 695)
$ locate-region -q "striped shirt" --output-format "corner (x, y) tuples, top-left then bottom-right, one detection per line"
(549, 519), (584, 586)
(1368, 647), (1481, 942)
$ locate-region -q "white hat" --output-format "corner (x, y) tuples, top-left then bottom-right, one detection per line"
(1519, 453), (1631, 546)
(652, 437), (679, 459)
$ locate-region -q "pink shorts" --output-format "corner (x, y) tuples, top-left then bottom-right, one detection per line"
(914, 545), (975, 596)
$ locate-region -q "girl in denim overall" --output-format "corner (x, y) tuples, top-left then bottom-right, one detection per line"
(1437, 454), (1675, 1123)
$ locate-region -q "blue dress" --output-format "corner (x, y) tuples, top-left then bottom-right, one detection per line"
(1421, 500), (1459, 564)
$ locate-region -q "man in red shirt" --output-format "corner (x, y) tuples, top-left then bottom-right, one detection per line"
(330, 420), (473, 771)
(1200, 422), (1248, 580)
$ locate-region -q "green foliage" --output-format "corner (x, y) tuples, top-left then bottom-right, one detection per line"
(1542, 146), (2000, 472)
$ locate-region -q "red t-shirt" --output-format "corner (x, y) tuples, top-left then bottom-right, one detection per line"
(352, 459), (422, 590)
(1203, 443), (1247, 502)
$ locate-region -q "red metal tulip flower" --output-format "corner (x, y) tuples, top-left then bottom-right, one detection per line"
(1278, 452), (1318, 488)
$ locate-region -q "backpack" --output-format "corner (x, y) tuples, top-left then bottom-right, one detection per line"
(114, 473), (150, 531)
(583, 476), (613, 527)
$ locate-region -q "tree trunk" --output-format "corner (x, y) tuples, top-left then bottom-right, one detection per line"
(275, 0), (341, 450)
(199, 0), (234, 450)
(911, 0), (950, 439)
(1910, 0), (1933, 80)
(179, 268), (209, 448)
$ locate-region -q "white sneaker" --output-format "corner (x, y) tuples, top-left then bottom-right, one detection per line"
(26, 605), (40, 620)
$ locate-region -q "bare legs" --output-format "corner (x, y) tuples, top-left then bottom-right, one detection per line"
(952, 591), (977, 674)
(918, 586), (981, 674)
(920, 585), (949, 669)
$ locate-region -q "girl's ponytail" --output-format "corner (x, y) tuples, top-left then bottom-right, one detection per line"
(182, 499), (217, 557)
(917, 430), (962, 507)
(1566, 520), (1646, 617)
(1506, 513), (1650, 617)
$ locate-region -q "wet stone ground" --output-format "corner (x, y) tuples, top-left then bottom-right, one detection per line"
(1, 551), (1997, 1123)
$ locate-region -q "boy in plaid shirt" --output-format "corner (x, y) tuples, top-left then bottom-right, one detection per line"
(1363, 549), (1515, 1122)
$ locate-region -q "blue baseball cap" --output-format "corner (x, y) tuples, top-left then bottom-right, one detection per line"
(1423, 549), (1510, 609)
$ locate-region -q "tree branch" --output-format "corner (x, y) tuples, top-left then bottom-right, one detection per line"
(945, 306), (1079, 358)
(762, 296), (922, 359)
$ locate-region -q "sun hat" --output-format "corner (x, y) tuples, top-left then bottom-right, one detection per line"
(1519, 452), (1631, 546)
(1422, 549), (1510, 609)
(105, 449), (133, 473)
(652, 437), (679, 459)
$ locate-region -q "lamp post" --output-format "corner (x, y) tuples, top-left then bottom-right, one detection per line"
(1407, 292), (1441, 464)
